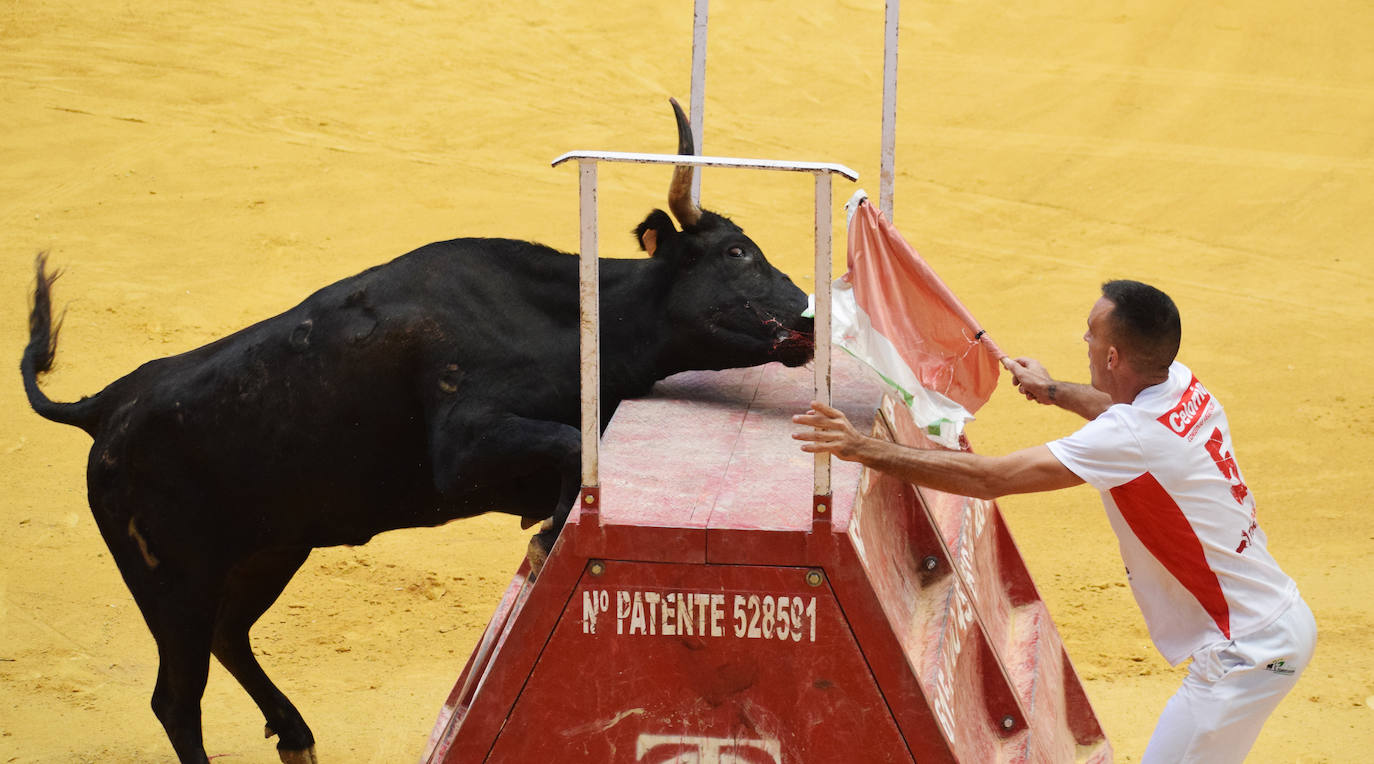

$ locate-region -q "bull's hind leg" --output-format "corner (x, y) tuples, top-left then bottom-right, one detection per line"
(211, 547), (316, 764)
(91, 506), (219, 764)
(123, 565), (221, 764)
(147, 607), (217, 764)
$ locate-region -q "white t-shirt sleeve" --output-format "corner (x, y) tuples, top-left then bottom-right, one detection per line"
(1046, 408), (1148, 491)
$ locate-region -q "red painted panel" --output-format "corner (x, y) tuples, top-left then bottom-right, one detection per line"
(486, 562), (915, 763)
(853, 394), (1110, 763)
(849, 468), (1021, 761)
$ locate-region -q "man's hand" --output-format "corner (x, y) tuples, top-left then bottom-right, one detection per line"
(792, 400), (868, 461)
(1006, 357), (1112, 421)
(1006, 357), (1057, 405)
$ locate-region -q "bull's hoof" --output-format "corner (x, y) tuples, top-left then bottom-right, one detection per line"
(278, 745), (319, 764)
(526, 534), (551, 580)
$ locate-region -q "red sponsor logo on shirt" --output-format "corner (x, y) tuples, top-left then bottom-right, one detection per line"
(1157, 375), (1211, 438)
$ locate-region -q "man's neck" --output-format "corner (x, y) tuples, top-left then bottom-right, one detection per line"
(1111, 368), (1171, 405)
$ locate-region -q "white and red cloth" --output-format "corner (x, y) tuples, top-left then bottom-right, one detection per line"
(831, 193), (1004, 447)
(1047, 361), (1298, 665)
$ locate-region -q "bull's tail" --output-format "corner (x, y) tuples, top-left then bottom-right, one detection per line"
(21, 253), (101, 434)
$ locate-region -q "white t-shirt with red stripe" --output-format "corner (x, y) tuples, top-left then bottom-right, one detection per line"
(1047, 361), (1298, 665)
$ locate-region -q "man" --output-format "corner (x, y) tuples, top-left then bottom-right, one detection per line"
(793, 280), (1315, 763)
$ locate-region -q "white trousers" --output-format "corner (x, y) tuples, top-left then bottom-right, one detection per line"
(1142, 595), (1317, 764)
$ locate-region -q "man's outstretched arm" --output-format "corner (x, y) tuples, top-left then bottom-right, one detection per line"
(792, 401), (1084, 500)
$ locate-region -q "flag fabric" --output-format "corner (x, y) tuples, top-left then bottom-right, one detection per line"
(831, 192), (1005, 447)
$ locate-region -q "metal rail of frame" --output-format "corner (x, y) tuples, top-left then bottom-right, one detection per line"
(550, 150), (857, 519)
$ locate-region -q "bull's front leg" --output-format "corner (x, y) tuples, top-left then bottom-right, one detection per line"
(511, 417), (583, 578)
(525, 454), (583, 578)
(428, 411), (582, 578)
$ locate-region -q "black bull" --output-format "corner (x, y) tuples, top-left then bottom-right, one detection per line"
(19, 100), (815, 764)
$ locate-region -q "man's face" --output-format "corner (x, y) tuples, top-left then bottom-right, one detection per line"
(1084, 296), (1116, 391)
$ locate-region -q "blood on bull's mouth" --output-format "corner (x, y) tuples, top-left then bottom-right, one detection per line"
(763, 315), (814, 350)
(772, 326), (813, 347)
(766, 323), (815, 359)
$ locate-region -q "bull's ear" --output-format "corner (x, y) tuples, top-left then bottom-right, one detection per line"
(634, 210), (677, 258)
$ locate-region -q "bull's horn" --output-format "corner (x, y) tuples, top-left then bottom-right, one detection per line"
(667, 97), (702, 228)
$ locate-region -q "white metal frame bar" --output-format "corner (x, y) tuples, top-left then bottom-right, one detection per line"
(552, 151), (858, 502)
(553, 151), (858, 179)
(880, 0), (900, 222)
(689, 0), (709, 206)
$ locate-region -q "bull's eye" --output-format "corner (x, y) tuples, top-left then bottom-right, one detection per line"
(727, 246), (747, 259)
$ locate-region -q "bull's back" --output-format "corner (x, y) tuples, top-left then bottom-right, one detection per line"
(96, 237), (578, 438)
(81, 240), (582, 542)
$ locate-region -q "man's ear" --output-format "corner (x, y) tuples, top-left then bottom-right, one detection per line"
(634, 209), (677, 258)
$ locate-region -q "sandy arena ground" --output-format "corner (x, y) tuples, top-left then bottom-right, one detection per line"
(3, 1), (1372, 761)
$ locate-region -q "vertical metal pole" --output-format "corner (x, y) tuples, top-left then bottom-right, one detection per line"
(880, 0), (900, 222)
(813, 171), (833, 506)
(578, 160), (600, 490)
(689, 0), (709, 205)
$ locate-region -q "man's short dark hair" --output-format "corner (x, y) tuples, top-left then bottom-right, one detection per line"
(1100, 280), (1181, 374)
